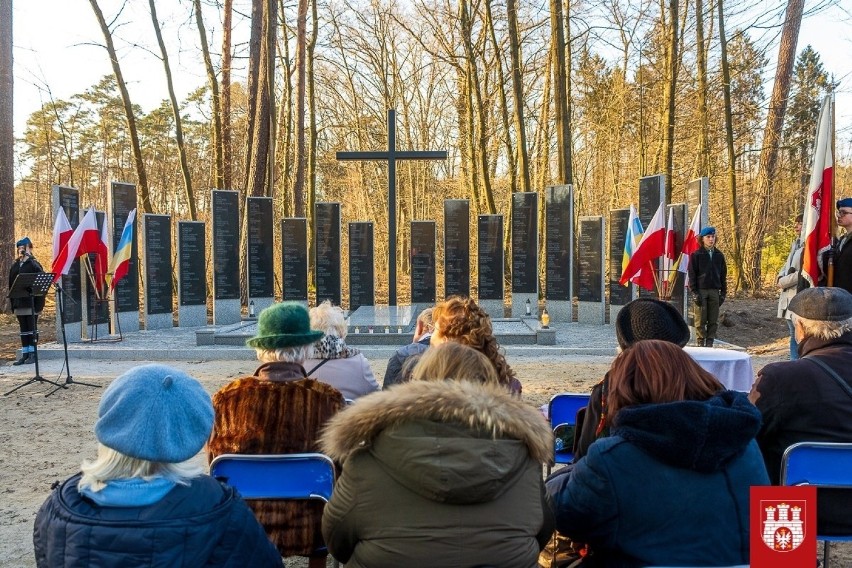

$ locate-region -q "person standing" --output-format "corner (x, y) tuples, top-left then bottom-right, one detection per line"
(777, 214), (804, 359)
(687, 226), (727, 347)
(832, 197), (852, 294)
(8, 237), (44, 365)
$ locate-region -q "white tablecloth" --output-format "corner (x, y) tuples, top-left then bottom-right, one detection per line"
(684, 346), (755, 392)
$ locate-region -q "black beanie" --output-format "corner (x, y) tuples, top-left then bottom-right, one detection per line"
(615, 299), (690, 349)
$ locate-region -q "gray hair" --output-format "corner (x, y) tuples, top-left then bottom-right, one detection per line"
(791, 313), (852, 341)
(78, 443), (204, 493)
(309, 300), (348, 338)
(256, 344), (314, 363)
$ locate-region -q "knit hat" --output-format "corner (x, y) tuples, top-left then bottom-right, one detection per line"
(615, 298), (690, 349)
(95, 364), (214, 463)
(15, 237), (32, 248)
(699, 226), (716, 237)
(788, 287), (852, 322)
(836, 198), (852, 209)
(246, 301), (324, 350)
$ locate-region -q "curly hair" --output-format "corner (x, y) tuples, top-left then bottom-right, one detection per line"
(432, 296), (517, 389)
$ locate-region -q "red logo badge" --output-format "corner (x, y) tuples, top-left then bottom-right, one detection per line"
(750, 486), (817, 567)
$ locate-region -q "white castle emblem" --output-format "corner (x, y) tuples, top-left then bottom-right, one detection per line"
(761, 501), (806, 551)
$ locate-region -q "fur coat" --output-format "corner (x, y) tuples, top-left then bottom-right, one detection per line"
(208, 361), (345, 558)
(320, 379), (555, 567)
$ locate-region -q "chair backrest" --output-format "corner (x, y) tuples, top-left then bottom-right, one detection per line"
(780, 442), (852, 488)
(548, 392), (591, 465)
(210, 453), (336, 501)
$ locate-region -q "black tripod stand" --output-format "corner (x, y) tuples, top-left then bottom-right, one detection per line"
(46, 280), (99, 397)
(5, 272), (63, 396)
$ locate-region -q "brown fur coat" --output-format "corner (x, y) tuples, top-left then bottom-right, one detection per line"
(208, 362), (345, 557)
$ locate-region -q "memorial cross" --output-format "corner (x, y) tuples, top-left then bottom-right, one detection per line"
(337, 109), (447, 306)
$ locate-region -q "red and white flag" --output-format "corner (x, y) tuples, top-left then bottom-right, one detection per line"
(801, 95), (833, 287)
(662, 208), (676, 295)
(51, 208), (73, 273)
(50, 207), (107, 284)
(677, 205), (702, 276)
(620, 203), (666, 291)
(94, 215), (111, 293)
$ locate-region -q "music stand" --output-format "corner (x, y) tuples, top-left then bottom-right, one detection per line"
(4, 272), (63, 396)
(46, 279), (99, 397)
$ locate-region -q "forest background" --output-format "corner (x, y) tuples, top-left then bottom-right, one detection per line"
(2, 0), (852, 308)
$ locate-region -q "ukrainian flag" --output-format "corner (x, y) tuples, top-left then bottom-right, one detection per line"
(110, 209), (136, 292)
(621, 204), (644, 285)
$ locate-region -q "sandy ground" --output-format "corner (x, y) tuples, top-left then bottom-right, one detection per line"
(2, 353), (849, 566)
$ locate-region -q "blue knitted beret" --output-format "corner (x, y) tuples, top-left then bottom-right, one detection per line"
(837, 198), (852, 209)
(95, 364), (214, 463)
(699, 226), (716, 237)
(16, 237), (32, 247)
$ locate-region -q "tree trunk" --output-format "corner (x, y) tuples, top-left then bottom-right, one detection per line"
(150, 0), (196, 219)
(221, 0), (233, 189)
(551, 0), (570, 184)
(718, 0), (743, 290)
(0, 0), (12, 311)
(245, 0), (275, 198)
(293, 0), (309, 217)
(193, 0), (223, 192)
(506, 0), (531, 194)
(663, 0), (678, 202)
(695, 0), (710, 177)
(88, 0), (152, 213)
(742, 0), (804, 289)
(484, 0), (517, 193)
(307, 0), (318, 263)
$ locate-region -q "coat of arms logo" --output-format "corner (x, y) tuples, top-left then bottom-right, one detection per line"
(760, 501), (806, 551)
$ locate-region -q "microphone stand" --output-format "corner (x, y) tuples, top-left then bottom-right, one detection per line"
(46, 280), (99, 397)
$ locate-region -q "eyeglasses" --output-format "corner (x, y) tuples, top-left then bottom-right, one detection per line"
(837, 210), (852, 217)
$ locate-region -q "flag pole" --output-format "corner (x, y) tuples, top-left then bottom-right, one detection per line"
(827, 92), (837, 286)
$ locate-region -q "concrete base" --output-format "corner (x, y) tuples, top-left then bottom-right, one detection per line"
(145, 312), (172, 330)
(479, 299), (504, 319)
(609, 304), (626, 327)
(348, 305), (420, 334)
(179, 304), (207, 327)
(537, 328), (556, 345)
(511, 293), (538, 318)
(546, 300), (572, 323)
(248, 297), (274, 318)
(578, 301), (605, 324)
(213, 299), (241, 325)
(82, 323), (110, 340)
(115, 310), (140, 333)
(56, 317), (82, 343)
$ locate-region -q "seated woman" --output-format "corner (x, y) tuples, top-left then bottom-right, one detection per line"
(302, 300), (379, 399)
(208, 302), (346, 568)
(547, 340), (769, 567)
(320, 342), (554, 567)
(429, 296), (522, 394)
(33, 364), (280, 567)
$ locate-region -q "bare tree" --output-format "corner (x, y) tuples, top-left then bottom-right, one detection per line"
(221, 0), (233, 190)
(505, 0), (531, 193)
(742, 0), (804, 289)
(0, 0), (12, 310)
(149, 0), (196, 219)
(551, 0), (570, 184)
(193, 0), (224, 191)
(88, 0), (152, 213)
(293, 0), (309, 216)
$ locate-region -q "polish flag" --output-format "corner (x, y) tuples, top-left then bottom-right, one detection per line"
(93, 215), (110, 293)
(801, 95), (833, 287)
(51, 207), (106, 283)
(51, 208), (73, 272)
(662, 208), (676, 295)
(678, 205), (702, 275)
(620, 203), (666, 290)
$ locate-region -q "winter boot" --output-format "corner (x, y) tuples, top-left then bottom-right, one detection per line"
(696, 338), (705, 347)
(706, 338), (715, 348)
(12, 352), (28, 365)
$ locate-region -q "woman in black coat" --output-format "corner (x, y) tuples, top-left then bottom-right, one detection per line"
(8, 237), (45, 365)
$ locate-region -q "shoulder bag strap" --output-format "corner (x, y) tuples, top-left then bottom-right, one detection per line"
(305, 358), (330, 376)
(802, 356), (852, 401)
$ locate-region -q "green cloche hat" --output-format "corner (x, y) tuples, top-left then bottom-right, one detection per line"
(246, 302), (324, 350)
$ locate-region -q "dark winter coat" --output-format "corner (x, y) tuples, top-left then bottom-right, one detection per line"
(833, 235), (852, 294)
(207, 361), (346, 557)
(9, 255), (45, 313)
(750, 331), (852, 535)
(687, 245), (727, 296)
(33, 473), (281, 567)
(382, 335), (430, 389)
(320, 379), (555, 568)
(548, 391), (768, 567)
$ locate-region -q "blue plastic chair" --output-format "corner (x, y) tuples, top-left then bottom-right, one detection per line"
(547, 392), (591, 472)
(210, 453), (338, 566)
(780, 442), (852, 567)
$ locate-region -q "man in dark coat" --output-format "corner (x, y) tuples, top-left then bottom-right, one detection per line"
(832, 197), (852, 293)
(749, 286), (852, 535)
(8, 237), (45, 365)
(687, 226), (727, 346)
(382, 307), (433, 389)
